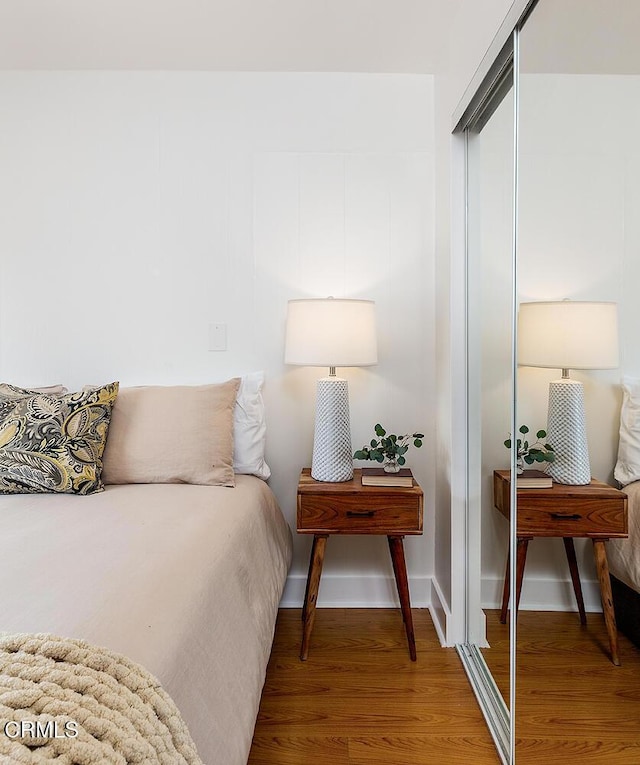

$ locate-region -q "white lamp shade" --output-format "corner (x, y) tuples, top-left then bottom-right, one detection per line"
(284, 298), (378, 368)
(518, 300), (618, 370)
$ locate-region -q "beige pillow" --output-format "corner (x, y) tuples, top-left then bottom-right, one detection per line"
(102, 379), (240, 487)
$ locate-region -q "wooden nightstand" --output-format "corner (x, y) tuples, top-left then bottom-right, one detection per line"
(297, 467), (423, 661)
(493, 469), (628, 664)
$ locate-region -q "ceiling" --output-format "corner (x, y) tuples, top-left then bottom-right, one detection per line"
(0, 0), (464, 72)
(521, 0), (640, 75)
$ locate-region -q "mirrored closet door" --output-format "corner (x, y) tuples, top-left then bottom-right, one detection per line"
(457, 2), (640, 762)
(467, 84), (515, 713)
(515, 0), (640, 760)
(455, 27), (519, 764)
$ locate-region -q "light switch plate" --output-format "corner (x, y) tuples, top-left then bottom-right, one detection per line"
(208, 323), (227, 351)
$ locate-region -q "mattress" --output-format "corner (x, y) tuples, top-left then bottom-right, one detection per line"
(608, 479), (640, 594)
(0, 475), (293, 765)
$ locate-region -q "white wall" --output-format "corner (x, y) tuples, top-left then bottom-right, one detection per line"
(0, 71), (435, 607)
(478, 74), (640, 611)
(0, 0), (542, 640)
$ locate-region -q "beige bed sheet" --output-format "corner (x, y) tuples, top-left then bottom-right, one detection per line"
(0, 475), (292, 765)
(608, 479), (640, 593)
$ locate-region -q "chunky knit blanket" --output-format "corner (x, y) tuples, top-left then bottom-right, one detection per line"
(0, 633), (203, 764)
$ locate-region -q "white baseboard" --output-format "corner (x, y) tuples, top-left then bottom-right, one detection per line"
(481, 575), (603, 613)
(429, 576), (453, 646)
(279, 573), (432, 609)
(279, 573), (498, 650)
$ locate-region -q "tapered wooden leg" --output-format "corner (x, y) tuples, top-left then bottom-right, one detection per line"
(300, 534), (327, 661)
(500, 550), (511, 624)
(563, 537), (587, 625)
(514, 537), (530, 618)
(501, 537), (531, 623)
(387, 536), (406, 624)
(388, 535), (416, 661)
(592, 538), (620, 666)
(302, 536), (319, 623)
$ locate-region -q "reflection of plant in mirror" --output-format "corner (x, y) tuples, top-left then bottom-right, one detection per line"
(504, 425), (555, 467)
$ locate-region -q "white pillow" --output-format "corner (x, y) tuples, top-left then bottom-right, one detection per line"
(614, 376), (640, 487)
(234, 372), (271, 480)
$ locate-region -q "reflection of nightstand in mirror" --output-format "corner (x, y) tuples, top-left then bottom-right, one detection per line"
(493, 469), (628, 665)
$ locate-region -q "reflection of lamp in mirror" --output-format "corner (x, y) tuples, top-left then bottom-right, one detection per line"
(284, 297), (378, 482)
(518, 300), (618, 485)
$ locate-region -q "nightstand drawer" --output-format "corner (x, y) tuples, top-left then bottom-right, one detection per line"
(298, 494), (422, 534)
(517, 500), (628, 537)
(493, 470), (628, 539)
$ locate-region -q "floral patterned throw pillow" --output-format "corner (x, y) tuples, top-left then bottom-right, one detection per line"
(0, 382), (119, 495)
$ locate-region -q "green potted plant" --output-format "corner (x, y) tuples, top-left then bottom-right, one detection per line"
(354, 424), (424, 473)
(504, 425), (555, 473)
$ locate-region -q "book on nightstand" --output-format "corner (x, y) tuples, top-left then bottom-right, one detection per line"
(517, 469), (553, 488)
(361, 467), (414, 487)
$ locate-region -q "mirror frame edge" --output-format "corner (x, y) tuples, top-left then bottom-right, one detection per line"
(451, 2), (542, 763)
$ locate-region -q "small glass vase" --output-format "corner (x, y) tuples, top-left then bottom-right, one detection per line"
(383, 456), (401, 473)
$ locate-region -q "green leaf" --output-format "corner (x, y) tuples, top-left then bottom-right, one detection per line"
(414, 433), (425, 438)
(536, 430), (547, 439)
(414, 439), (422, 448)
(519, 425), (529, 434)
(375, 424), (386, 437)
(370, 439), (378, 448)
(398, 455), (406, 465)
(504, 439), (512, 449)
(524, 455), (534, 464)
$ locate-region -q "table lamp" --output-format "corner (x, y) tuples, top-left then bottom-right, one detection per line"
(518, 300), (618, 485)
(285, 297), (377, 482)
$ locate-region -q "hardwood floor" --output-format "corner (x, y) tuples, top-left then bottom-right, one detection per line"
(248, 609), (500, 765)
(484, 609), (640, 764)
(249, 608), (640, 764)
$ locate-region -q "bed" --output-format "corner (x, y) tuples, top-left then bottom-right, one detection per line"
(608, 480), (640, 648)
(609, 376), (640, 649)
(0, 375), (293, 763)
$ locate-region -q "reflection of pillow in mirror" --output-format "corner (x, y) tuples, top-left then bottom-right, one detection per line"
(234, 372), (271, 480)
(0, 382), (119, 495)
(102, 379), (240, 487)
(614, 377), (640, 487)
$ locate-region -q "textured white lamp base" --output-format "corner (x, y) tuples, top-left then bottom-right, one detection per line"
(311, 377), (354, 482)
(546, 379), (591, 485)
